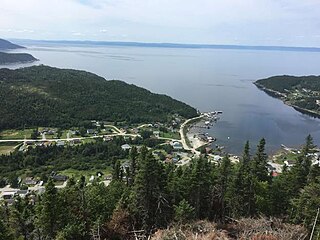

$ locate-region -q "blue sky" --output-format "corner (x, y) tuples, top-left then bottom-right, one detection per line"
(1, 0), (320, 47)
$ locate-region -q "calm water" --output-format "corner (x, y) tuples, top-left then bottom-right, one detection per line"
(3, 42), (320, 154)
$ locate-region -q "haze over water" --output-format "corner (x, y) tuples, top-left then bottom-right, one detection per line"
(4, 41), (320, 154)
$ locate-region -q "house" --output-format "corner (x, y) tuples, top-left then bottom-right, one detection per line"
(121, 144), (132, 151)
(284, 160), (295, 168)
(24, 177), (37, 186)
(56, 140), (65, 147)
(105, 175), (112, 181)
(1, 191), (17, 204)
(52, 175), (68, 182)
(213, 155), (223, 161)
(103, 136), (113, 142)
(87, 129), (95, 135)
(153, 131), (160, 138)
(171, 141), (183, 150)
(47, 129), (56, 135)
(16, 190), (29, 198)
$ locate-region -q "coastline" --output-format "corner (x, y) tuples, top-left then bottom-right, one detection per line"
(254, 82), (320, 119)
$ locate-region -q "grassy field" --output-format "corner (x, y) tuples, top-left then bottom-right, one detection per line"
(0, 143), (19, 155)
(59, 168), (112, 179)
(0, 129), (35, 140)
(273, 150), (300, 164)
(160, 131), (181, 140)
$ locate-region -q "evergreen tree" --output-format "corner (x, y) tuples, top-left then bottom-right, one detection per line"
(174, 199), (195, 223)
(291, 178), (320, 228)
(113, 160), (121, 181)
(216, 155), (232, 222)
(131, 151), (168, 232)
(252, 138), (270, 182)
(36, 178), (61, 239)
(233, 141), (255, 217)
(130, 146), (138, 182)
(188, 157), (214, 219)
(10, 196), (35, 240)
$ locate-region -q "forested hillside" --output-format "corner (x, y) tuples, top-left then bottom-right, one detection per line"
(0, 52), (38, 64)
(0, 65), (198, 129)
(255, 75), (320, 115)
(0, 38), (24, 50)
(255, 75), (320, 93)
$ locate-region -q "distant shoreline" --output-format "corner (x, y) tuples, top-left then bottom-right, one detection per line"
(10, 38), (320, 53)
(254, 82), (320, 119)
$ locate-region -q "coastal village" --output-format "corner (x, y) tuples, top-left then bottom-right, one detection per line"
(1, 111), (320, 204)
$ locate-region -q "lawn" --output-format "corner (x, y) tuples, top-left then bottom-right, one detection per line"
(59, 168), (112, 179)
(0, 143), (19, 155)
(0, 129), (35, 140)
(273, 150), (300, 164)
(160, 131), (181, 140)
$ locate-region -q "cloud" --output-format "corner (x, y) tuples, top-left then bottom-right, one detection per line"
(0, 0), (319, 46)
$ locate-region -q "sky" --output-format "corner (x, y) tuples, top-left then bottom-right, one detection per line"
(1, 0), (320, 47)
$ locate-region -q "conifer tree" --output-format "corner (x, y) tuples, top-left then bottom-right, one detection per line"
(252, 138), (270, 182)
(37, 178), (61, 239)
(217, 155), (232, 222)
(233, 141), (255, 217)
(131, 151), (168, 232)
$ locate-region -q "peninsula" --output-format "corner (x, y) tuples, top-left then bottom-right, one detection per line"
(0, 65), (198, 129)
(0, 38), (38, 64)
(255, 75), (320, 117)
(0, 52), (38, 64)
(0, 38), (24, 50)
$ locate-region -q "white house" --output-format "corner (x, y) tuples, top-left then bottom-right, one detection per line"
(121, 144), (132, 151)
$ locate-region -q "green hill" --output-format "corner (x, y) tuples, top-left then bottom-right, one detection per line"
(0, 65), (198, 129)
(0, 52), (38, 64)
(255, 75), (320, 116)
(0, 38), (24, 50)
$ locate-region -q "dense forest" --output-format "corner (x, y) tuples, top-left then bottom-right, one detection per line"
(0, 39), (24, 50)
(255, 75), (320, 93)
(0, 52), (38, 65)
(0, 136), (319, 239)
(0, 66), (198, 130)
(255, 75), (320, 114)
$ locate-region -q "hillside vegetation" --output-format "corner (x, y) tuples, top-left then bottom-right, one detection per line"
(0, 65), (198, 129)
(0, 52), (38, 64)
(255, 75), (320, 115)
(0, 38), (24, 50)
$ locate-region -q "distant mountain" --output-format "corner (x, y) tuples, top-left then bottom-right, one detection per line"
(0, 65), (198, 129)
(13, 39), (320, 52)
(255, 75), (320, 117)
(0, 38), (24, 50)
(0, 52), (38, 64)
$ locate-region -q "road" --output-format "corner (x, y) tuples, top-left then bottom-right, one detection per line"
(0, 118), (206, 155)
(179, 115), (204, 153)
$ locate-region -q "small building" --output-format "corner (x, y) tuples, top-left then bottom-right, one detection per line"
(284, 160), (295, 168)
(171, 141), (183, 150)
(24, 177), (37, 186)
(56, 140), (65, 147)
(52, 175), (68, 182)
(213, 155), (223, 161)
(16, 190), (29, 198)
(121, 144), (132, 151)
(103, 136), (113, 142)
(87, 129), (95, 135)
(1, 191), (17, 200)
(153, 131), (160, 138)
